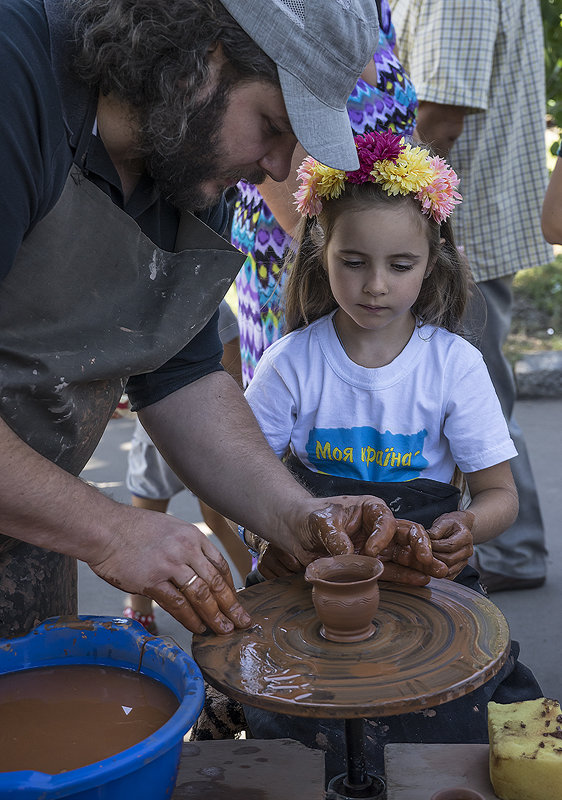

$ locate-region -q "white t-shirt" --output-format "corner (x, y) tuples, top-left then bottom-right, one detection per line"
(245, 312), (516, 484)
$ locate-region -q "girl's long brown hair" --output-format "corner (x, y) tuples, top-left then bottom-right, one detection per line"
(283, 182), (474, 335)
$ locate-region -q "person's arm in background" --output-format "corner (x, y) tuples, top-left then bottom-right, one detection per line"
(541, 141), (562, 244)
(414, 102), (467, 157)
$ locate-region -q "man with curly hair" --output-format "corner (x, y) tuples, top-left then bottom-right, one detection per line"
(0, 0), (443, 640)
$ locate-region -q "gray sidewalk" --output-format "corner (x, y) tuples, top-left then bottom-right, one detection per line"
(78, 398), (561, 700)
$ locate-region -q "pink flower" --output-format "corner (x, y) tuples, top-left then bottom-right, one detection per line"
(294, 156), (323, 216)
(346, 131), (404, 183)
(415, 156), (462, 223)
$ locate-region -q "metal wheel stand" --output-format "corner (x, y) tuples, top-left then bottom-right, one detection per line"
(326, 719), (385, 799)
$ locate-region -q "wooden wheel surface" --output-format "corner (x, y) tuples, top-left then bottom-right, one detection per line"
(192, 575), (510, 719)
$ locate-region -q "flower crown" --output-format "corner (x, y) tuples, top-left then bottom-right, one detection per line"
(294, 131), (461, 223)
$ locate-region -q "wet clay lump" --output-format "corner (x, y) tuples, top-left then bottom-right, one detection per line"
(0, 664), (179, 773)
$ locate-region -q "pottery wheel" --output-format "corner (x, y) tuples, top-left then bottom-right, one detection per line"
(192, 575), (510, 719)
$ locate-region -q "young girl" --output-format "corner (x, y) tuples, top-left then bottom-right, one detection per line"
(245, 131), (518, 576)
(242, 132), (541, 778)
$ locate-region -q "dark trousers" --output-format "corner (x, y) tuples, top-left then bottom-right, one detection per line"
(466, 276), (547, 580)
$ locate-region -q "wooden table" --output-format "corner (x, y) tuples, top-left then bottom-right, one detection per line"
(172, 738), (325, 799)
(384, 743), (499, 799)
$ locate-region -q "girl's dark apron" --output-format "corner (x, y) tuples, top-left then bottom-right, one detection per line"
(0, 119), (245, 637)
(284, 452), (463, 530)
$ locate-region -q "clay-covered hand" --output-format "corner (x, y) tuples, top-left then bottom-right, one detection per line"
(373, 519), (449, 585)
(292, 496), (396, 565)
(427, 510), (475, 579)
(258, 542), (303, 580)
(88, 507), (252, 636)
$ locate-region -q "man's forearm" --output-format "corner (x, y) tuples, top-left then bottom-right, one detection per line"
(0, 415), (259, 634)
(0, 417), (119, 562)
(138, 371), (315, 551)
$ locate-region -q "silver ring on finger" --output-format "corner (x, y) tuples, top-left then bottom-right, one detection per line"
(180, 574), (199, 593)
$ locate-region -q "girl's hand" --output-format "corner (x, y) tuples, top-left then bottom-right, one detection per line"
(427, 510), (475, 579)
(374, 519), (449, 584)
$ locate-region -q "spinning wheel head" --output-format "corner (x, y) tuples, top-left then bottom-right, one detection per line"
(192, 574), (510, 719)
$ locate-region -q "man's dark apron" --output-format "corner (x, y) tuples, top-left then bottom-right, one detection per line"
(0, 126), (245, 636)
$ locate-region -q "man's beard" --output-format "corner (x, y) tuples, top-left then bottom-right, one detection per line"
(139, 81), (267, 212)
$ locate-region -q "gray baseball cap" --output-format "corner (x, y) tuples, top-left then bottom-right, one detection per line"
(220, 0), (379, 171)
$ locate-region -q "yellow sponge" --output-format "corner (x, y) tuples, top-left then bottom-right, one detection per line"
(488, 698), (562, 800)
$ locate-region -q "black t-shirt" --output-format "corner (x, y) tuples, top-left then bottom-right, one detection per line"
(0, 0), (228, 410)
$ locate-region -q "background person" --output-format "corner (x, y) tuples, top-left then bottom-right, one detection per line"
(247, 134), (518, 579)
(390, 0), (554, 592)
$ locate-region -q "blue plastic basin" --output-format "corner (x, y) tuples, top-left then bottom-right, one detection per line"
(0, 615), (204, 799)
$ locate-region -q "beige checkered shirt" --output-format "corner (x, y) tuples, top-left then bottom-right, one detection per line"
(390, 0), (553, 280)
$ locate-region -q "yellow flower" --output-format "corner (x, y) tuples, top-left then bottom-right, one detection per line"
(316, 164), (347, 200)
(371, 142), (437, 196)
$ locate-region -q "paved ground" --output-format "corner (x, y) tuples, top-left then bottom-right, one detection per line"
(78, 398), (561, 700)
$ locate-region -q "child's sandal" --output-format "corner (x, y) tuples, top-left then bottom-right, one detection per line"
(123, 606), (158, 635)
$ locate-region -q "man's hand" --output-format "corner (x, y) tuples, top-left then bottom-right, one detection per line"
(291, 496), (396, 565)
(258, 541), (303, 580)
(428, 510), (475, 579)
(87, 507), (252, 635)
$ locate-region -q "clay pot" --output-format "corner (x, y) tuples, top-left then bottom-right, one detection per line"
(430, 789), (486, 800)
(304, 555), (384, 643)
